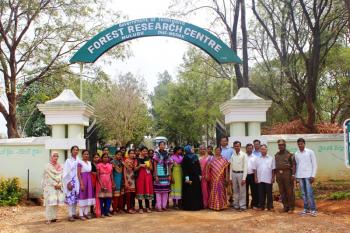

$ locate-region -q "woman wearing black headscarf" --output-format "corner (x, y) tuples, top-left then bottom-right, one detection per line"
(182, 145), (203, 211)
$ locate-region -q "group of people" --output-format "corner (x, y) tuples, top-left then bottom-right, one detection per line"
(41, 137), (318, 224)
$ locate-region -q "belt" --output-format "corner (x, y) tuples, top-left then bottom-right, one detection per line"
(277, 169), (291, 174)
(232, 171), (243, 173)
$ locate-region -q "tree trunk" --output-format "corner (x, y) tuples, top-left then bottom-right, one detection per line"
(231, 0), (243, 88)
(6, 93), (20, 138)
(240, 0), (249, 87)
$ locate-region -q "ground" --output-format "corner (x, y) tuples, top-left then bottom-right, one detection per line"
(1, 200), (350, 233)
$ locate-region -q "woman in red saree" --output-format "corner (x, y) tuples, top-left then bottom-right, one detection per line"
(207, 147), (230, 211)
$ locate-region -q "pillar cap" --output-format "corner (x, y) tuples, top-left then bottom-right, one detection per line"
(38, 89), (94, 126)
(220, 88), (272, 124)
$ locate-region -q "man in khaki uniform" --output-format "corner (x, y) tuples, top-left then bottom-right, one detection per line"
(275, 139), (296, 213)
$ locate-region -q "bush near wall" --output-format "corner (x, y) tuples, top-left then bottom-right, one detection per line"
(0, 177), (24, 206)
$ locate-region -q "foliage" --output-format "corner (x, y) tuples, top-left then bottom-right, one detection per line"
(0, 177), (24, 206)
(0, 0), (126, 137)
(17, 69), (111, 137)
(93, 73), (152, 146)
(329, 191), (350, 200)
(151, 48), (231, 145)
(250, 0), (348, 132)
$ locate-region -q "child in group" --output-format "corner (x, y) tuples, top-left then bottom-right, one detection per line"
(170, 146), (184, 209)
(135, 146), (154, 213)
(111, 150), (124, 214)
(124, 149), (137, 214)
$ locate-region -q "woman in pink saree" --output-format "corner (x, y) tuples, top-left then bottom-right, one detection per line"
(207, 147), (230, 211)
(199, 145), (213, 208)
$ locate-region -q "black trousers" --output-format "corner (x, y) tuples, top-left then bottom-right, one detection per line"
(258, 182), (273, 209)
(246, 174), (259, 208)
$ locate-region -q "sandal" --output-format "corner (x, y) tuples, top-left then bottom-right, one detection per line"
(139, 209), (144, 214)
(68, 217), (75, 222)
(128, 209), (136, 214)
(45, 220), (51, 225)
(146, 208), (152, 213)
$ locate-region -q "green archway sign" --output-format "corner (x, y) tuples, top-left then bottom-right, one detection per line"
(70, 18), (241, 64)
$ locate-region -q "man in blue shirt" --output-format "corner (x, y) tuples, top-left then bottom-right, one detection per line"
(221, 136), (234, 161)
(253, 139), (262, 157)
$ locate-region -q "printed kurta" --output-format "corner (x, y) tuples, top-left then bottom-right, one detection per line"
(124, 158), (136, 193)
(153, 150), (173, 193)
(42, 163), (65, 206)
(63, 157), (80, 205)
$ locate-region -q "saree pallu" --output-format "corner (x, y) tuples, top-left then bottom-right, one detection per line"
(200, 156), (212, 208)
(208, 157), (229, 211)
(170, 164), (183, 200)
(91, 172), (101, 217)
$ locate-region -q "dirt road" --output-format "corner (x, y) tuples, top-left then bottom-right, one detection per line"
(1, 202), (350, 233)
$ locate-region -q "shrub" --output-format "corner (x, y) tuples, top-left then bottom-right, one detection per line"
(0, 177), (24, 206)
(329, 191), (350, 200)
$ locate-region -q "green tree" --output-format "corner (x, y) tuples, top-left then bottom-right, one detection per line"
(0, 0), (125, 138)
(251, 0), (348, 132)
(17, 69), (110, 137)
(151, 48), (231, 145)
(93, 73), (151, 146)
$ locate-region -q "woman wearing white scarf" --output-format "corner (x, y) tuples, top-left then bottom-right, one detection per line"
(42, 151), (65, 224)
(63, 145), (80, 221)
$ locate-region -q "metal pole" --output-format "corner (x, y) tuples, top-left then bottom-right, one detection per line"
(79, 63), (84, 100)
(27, 169), (29, 200)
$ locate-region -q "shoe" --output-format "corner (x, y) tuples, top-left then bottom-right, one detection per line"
(310, 211), (317, 217)
(299, 209), (309, 216)
(239, 208), (247, 212)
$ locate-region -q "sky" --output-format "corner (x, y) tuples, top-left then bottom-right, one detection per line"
(0, 0), (229, 136)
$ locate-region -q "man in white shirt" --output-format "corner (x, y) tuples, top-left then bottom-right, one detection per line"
(253, 144), (275, 211)
(230, 141), (248, 211)
(295, 138), (317, 217)
(245, 143), (259, 209)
